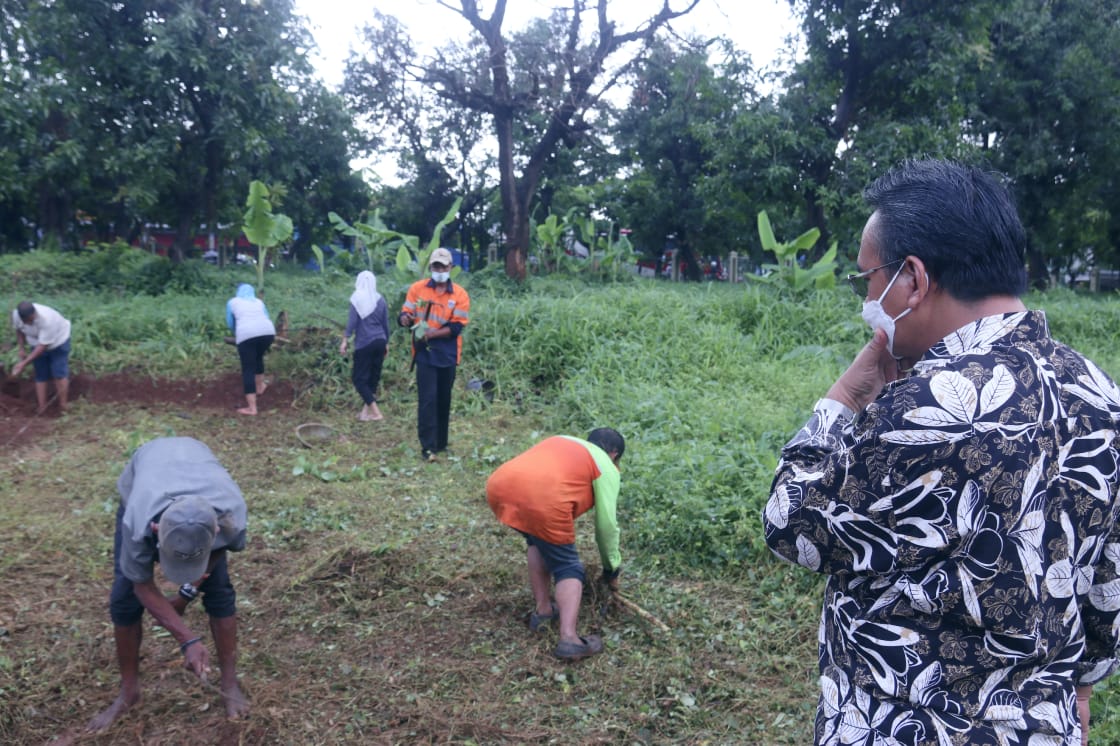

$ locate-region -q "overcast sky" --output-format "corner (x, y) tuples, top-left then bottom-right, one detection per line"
(291, 1), (801, 184)
(294, 0), (801, 90)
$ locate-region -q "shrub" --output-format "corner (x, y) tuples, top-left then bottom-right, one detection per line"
(3, 242), (220, 296)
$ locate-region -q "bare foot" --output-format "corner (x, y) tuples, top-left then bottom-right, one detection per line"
(236, 407), (257, 416)
(369, 404), (384, 421)
(51, 726), (89, 746)
(222, 681), (250, 719)
(358, 409), (372, 421)
(257, 381), (269, 396)
(87, 691), (140, 732)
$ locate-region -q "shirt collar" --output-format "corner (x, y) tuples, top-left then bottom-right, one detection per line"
(426, 278), (454, 293)
(913, 310), (1046, 373)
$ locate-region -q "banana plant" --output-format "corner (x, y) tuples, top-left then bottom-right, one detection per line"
(751, 210), (837, 291)
(323, 208), (412, 272)
(324, 198), (463, 283)
(242, 180), (293, 290)
(394, 197), (463, 280)
(575, 216), (634, 279)
(535, 212), (566, 272)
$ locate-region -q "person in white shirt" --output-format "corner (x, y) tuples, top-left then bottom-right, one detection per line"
(224, 283), (276, 415)
(10, 300), (72, 413)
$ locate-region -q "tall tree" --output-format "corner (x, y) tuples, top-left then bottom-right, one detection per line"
(257, 83), (372, 260)
(344, 10), (489, 252)
(778, 0), (996, 259)
(611, 37), (756, 279)
(0, 0), (115, 249)
(972, 0), (1120, 286)
(778, 0), (1120, 278)
(0, 0), (367, 258)
(447, 0), (702, 280)
(131, 0), (313, 261)
(348, 0), (699, 280)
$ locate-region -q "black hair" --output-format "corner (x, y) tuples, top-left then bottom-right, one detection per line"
(863, 159), (1028, 301)
(587, 427), (625, 461)
(17, 300), (35, 320)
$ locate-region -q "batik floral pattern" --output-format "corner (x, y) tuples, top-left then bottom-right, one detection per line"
(764, 311), (1120, 745)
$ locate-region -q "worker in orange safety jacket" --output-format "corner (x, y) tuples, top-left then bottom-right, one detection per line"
(397, 248), (471, 461)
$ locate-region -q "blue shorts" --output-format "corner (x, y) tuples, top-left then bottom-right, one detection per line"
(109, 506), (237, 626)
(520, 531), (585, 583)
(32, 338), (70, 382)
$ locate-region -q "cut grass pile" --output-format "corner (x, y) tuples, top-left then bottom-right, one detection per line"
(2, 400), (820, 745)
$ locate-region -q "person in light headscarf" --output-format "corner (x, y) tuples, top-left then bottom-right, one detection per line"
(340, 271), (390, 421)
(225, 283), (276, 415)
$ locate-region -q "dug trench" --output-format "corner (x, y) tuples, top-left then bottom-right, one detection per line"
(0, 370), (298, 443)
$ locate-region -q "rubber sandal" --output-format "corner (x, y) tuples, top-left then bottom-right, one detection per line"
(553, 634), (604, 661)
(528, 602), (559, 633)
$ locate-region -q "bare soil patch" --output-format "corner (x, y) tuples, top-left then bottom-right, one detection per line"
(0, 372), (297, 445)
(0, 372), (818, 745)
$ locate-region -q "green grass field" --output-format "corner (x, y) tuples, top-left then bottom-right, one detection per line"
(3, 253), (1120, 744)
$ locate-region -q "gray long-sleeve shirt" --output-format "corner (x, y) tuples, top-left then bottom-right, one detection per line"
(117, 437), (247, 583)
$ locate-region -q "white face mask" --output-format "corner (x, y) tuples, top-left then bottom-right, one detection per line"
(861, 263), (911, 359)
(431, 271), (450, 283)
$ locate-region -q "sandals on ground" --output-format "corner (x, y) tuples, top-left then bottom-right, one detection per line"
(528, 602), (559, 633)
(553, 634), (604, 661)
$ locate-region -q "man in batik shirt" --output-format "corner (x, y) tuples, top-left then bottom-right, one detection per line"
(764, 159), (1120, 746)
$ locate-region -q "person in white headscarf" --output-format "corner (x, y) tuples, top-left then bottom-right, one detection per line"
(225, 284), (275, 416)
(340, 271), (390, 421)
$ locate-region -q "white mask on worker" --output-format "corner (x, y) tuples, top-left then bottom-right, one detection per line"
(861, 263), (910, 359)
(431, 271), (450, 283)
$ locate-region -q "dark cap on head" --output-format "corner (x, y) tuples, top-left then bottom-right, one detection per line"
(157, 495), (219, 584)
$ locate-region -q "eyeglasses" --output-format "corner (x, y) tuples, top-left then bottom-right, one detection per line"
(846, 259), (904, 298)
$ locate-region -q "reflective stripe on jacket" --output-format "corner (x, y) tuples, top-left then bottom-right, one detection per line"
(401, 278), (471, 364)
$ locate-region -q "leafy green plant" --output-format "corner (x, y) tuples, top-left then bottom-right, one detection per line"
(325, 198), (464, 285)
(531, 209), (635, 281)
(242, 180), (294, 290)
(393, 197), (463, 281)
(309, 244), (325, 274)
(323, 208), (413, 273)
(291, 454), (369, 483)
(575, 215), (635, 281)
(2, 241), (219, 296)
(534, 211), (573, 273)
(750, 210), (837, 291)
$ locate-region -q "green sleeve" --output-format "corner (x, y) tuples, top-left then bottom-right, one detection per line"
(588, 445), (622, 573)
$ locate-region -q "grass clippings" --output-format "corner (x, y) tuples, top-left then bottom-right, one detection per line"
(0, 375), (819, 745)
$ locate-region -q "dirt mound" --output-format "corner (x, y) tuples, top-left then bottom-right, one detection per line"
(0, 371), (297, 443)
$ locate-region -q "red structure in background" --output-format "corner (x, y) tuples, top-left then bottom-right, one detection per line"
(131, 227), (252, 259)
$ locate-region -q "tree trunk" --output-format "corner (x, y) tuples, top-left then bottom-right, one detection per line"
(36, 107), (73, 248)
(804, 186), (831, 260)
(171, 211), (195, 264)
(504, 207), (529, 280)
(1026, 241), (1050, 291)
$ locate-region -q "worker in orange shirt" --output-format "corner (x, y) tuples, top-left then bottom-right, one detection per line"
(486, 428), (625, 661)
(398, 248), (471, 461)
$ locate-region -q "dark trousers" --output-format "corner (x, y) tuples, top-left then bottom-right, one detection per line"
(352, 339), (387, 405)
(236, 334), (274, 394)
(416, 362), (456, 452)
(109, 506), (236, 625)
